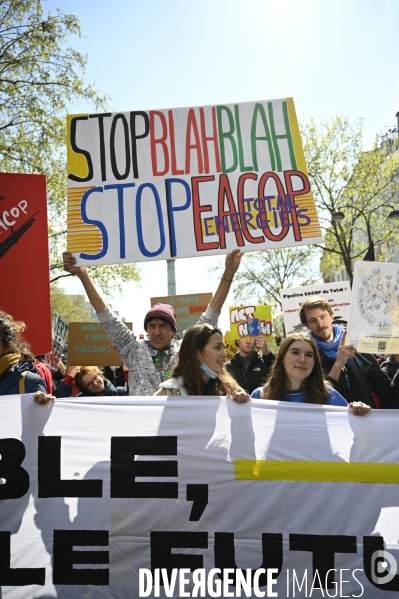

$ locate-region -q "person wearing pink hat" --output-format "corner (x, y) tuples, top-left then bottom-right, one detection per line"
(63, 250), (243, 395)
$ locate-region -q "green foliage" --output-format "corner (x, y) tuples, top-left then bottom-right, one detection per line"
(51, 285), (94, 322)
(0, 0), (140, 292)
(302, 116), (399, 284)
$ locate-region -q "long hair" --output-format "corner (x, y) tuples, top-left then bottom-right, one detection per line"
(173, 323), (241, 395)
(74, 366), (105, 392)
(0, 310), (26, 355)
(263, 332), (329, 404)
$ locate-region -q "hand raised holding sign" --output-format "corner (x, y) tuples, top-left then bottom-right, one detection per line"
(336, 331), (358, 368)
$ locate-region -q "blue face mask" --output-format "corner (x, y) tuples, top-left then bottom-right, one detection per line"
(200, 361), (219, 379)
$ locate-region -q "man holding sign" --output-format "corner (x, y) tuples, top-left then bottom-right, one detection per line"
(225, 336), (274, 394)
(63, 250), (243, 395)
(299, 296), (397, 408)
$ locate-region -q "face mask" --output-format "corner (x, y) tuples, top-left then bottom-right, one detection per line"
(200, 361), (219, 379)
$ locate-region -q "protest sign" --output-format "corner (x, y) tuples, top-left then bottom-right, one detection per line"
(0, 172), (51, 354)
(1, 395), (399, 598)
(229, 305), (272, 340)
(224, 330), (237, 361)
(280, 282), (351, 334)
(44, 313), (68, 369)
(347, 261), (399, 353)
(66, 98), (323, 266)
(67, 321), (132, 365)
(150, 292), (212, 335)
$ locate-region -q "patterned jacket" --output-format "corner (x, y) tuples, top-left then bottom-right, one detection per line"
(97, 305), (220, 395)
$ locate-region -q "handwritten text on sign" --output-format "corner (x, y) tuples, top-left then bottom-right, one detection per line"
(67, 98), (322, 266)
(229, 305), (272, 340)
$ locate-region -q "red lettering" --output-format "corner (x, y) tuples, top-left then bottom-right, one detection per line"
(283, 170), (311, 241)
(258, 172), (289, 242)
(217, 174), (245, 249)
(168, 111), (184, 175)
(191, 176), (219, 251)
(237, 172), (264, 244)
(150, 111), (169, 176)
(200, 107), (221, 173)
(189, 305), (207, 313)
(185, 109), (203, 174)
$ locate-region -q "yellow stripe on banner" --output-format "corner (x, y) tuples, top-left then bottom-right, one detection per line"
(286, 98), (308, 175)
(67, 186), (103, 254)
(234, 460), (399, 484)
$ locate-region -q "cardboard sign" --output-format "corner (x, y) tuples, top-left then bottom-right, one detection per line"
(44, 313), (69, 369)
(67, 321), (132, 366)
(280, 281), (352, 334)
(67, 98), (322, 266)
(229, 305), (272, 340)
(150, 292), (212, 334)
(0, 172), (51, 354)
(348, 261), (399, 353)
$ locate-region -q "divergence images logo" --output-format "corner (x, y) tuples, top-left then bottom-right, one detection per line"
(371, 550), (398, 585)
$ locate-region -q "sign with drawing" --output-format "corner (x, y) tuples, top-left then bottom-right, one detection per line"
(229, 304), (272, 340)
(348, 261), (399, 354)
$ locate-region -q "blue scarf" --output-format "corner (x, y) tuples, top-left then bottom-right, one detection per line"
(309, 323), (344, 360)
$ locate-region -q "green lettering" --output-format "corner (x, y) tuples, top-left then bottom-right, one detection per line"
(216, 106), (238, 173)
(267, 101), (296, 171)
(234, 104), (253, 172)
(250, 103), (275, 171)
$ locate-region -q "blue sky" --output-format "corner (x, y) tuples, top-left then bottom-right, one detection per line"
(48, 0), (399, 333)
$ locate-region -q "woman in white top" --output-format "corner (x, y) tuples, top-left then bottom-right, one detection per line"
(155, 323), (249, 402)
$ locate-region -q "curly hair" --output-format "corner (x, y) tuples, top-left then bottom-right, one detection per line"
(173, 323), (242, 396)
(263, 332), (329, 404)
(0, 310), (26, 355)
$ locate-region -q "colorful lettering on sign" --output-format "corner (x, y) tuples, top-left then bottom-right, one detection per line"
(67, 99), (322, 265)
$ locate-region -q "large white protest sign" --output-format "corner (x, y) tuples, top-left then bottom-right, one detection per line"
(66, 98), (323, 266)
(1, 395), (399, 598)
(280, 282), (351, 334)
(348, 261), (399, 353)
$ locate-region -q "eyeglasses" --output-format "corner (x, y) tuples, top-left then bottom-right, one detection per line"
(84, 374), (103, 391)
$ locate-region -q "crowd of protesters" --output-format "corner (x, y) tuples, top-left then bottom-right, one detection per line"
(1, 250), (399, 415)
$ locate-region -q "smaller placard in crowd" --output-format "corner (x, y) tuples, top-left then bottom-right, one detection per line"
(280, 281), (351, 334)
(348, 261), (399, 354)
(44, 313), (69, 369)
(229, 305), (272, 340)
(67, 322), (132, 366)
(150, 293), (212, 336)
(223, 330), (237, 361)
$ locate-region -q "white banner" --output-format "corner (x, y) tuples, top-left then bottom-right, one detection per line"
(1, 396), (399, 598)
(348, 261), (399, 354)
(280, 282), (351, 334)
(66, 98), (323, 266)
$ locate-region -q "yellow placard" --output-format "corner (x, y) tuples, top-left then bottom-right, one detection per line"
(229, 305), (272, 340)
(223, 330), (237, 361)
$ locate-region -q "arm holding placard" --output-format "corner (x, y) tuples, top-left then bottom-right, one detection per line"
(196, 249), (244, 327)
